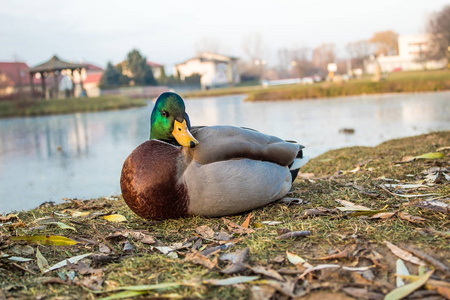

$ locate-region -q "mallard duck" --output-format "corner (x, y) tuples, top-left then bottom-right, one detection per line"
(120, 92), (309, 220)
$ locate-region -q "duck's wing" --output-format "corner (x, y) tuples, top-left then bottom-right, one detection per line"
(185, 125), (301, 166)
(184, 158), (292, 217)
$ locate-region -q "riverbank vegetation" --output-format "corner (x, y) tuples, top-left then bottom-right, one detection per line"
(1, 131), (449, 299)
(246, 69), (450, 101)
(0, 96), (147, 118)
(181, 69), (450, 101)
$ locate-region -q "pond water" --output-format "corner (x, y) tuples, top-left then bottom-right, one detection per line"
(0, 91), (449, 213)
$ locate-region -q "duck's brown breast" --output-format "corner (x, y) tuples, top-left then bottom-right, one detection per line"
(120, 140), (189, 220)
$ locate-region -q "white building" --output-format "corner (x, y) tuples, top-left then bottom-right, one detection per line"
(174, 52), (240, 89)
(365, 34), (447, 73)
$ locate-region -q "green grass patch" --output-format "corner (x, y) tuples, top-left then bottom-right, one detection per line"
(0, 96), (148, 118)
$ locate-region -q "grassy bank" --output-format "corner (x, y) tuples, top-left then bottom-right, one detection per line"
(0, 96), (148, 118)
(1, 131), (449, 299)
(246, 69), (450, 101)
(182, 70), (450, 101)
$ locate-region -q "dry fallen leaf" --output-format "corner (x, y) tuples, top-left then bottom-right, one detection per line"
(240, 212), (252, 228)
(45, 253), (93, 273)
(129, 231), (155, 244)
(286, 250), (313, 269)
(249, 266), (284, 281)
(36, 247), (49, 274)
(369, 211), (396, 220)
(203, 276), (259, 286)
(335, 199), (371, 211)
(9, 235), (77, 246)
(102, 214), (127, 222)
(342, 287), (384, 300)
(384, 241), (426, 266)
(222, 218), (255, 234)
(195, 225), (215, 239)
(396, 259), (409, 287)
(398, 211), (426, 223)
(185, 250), (217, 269)
(386, 270), (433, 300)
(276, 230), (311, 240)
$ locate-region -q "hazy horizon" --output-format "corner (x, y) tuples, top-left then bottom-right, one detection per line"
(1, 0), (448, 70)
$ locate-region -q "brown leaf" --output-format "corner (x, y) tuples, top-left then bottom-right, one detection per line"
(276, 230), (311, 240)
(402, 245), (450, 273)
(106, 231), (129, 240)
(220, 247), (249, 264)
(241, 212), (252, 228)
(220, 247), (249, 274)
(249, 266), (284, 281)
(369, 211), (396, 220)
(385, 241), (426, 266)
(335, 199), (371, 211)
(0, 214), (19, 222)
(129, 231), (156, 244)
(414, 201), (449, 213)
(398, 211), (426, 223)
(342, 287), (383, 300)
(222, 218), (255, 234)
(316, 249), (350, 260)
(67, 260), (104, 276)
(215, 231), (232, 241)
(98, 243), (111, 254)
(75, 275), (104, 291)
(250, 285), (277, 300)
(271, 255), (285, 264)
(185, 250), (217, 269)
(415, 227), (450, 238)
(195, 225), (215, 239)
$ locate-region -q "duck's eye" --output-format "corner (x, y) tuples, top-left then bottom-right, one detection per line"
(161, 111), (168, 117)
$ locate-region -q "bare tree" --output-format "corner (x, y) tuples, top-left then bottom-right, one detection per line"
(241, 33), (268, 80)
(194, 37), (222, 55)
(346, 40), (372, 69)
(427, 5), (450, 62)
(276, 48), (291, 79)
(290, 47), (312, 78)
(312, 43), (336, 74)
(369, 30), (398, 56)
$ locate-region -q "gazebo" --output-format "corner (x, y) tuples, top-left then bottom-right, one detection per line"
(28, 55), (86, 99)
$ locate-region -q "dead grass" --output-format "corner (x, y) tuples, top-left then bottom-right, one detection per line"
(1, 131), (449, 299)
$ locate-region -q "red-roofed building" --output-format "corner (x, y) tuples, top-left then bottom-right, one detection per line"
(0, 62), (40, 96)
(80, 63), (104, 97)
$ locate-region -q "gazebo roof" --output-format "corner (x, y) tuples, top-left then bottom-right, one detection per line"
(28, 55), (86, 73)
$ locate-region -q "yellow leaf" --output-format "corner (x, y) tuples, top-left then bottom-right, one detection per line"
(9, 235), (77, 246)
(103, 214), (127, 222)
(401, 152), (445, 162)
(72, 211), (90, 217)
(286, 250), (313, 268)
(414, 152), (445, 160)
(385, 271), (433, 300)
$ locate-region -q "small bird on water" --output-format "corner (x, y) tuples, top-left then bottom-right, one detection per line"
(120, 92), (309, 220)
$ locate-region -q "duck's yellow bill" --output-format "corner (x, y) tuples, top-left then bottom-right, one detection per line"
(172, 120), (199, 148)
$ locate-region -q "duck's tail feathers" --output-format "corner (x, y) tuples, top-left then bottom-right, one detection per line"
(289, 156), (309, 171)
(289, 144), (309, 182)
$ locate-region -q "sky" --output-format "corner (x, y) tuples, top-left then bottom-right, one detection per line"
(1, 0), (448, 72)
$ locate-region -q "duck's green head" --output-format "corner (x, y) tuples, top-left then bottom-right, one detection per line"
(150, 92), (199, 148)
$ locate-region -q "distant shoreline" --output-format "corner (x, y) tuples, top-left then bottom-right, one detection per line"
(181, 69), (450, 101)
(0, 96), (148, 119)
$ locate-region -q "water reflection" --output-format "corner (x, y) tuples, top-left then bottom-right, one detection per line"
(0, 92), (449, 213)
